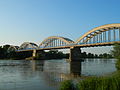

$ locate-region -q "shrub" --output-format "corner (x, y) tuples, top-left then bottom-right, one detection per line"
(116, 59), (120, 70)
(77, 77), (101, 90)
(77, 76), (120, 90)
(59, 80), (74, 90)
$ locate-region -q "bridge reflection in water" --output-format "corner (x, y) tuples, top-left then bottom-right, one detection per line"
(30, 59), (82, 84)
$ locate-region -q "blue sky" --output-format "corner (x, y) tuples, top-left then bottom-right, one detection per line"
(0, 0), (119, 53)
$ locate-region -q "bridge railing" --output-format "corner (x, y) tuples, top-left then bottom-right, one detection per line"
(77, 39), (120, 45)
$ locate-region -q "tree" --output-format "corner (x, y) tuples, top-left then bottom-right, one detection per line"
(3, 45), (10, 51)
(82, 52), (87, 58)
(111, 43), (120, 70)
(0, 46), (4, 58)
(111, 43), (120, 59)
(99, 54), (103, 58)
(94, 54), (98, 58)
(87, 53), (94, 58)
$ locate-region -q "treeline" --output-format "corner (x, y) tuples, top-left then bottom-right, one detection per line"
(0, 45), (11, 59)
(35, 50), (67, 60)
(0, 45), (67, 60)
(81, 52), (113, 58)
(0, 44), (33, 59)
(35, 51), (113, 60)
(0, 44), (113, 60)
(111, 43), (120, 70)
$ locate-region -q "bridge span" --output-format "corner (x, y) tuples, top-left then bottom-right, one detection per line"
(8, 23), (120, 60)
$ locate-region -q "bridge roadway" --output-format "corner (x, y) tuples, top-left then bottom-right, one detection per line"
(17, 41), (120, 52)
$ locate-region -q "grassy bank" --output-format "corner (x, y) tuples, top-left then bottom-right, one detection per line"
(59, 71), (120, 90)
(60, 44), (120, 90)
(77, 72), (120, 90)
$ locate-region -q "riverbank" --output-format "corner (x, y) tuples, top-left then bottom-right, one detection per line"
(60, 71), (120, 90)
(59, 58), (118, 90)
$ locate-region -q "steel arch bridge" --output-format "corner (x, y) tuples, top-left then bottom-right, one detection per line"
(76, 23), (120, 46)
(39, 36), (74, 48)
(8, 46), (19, 53)
(18, 42), (38, 51)
(17, 23), (120, 51)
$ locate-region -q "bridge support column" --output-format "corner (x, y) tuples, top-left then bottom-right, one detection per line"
(70, 61), (81, 76)
(32, 49), (37, 57)
(69, 47), (82, 60)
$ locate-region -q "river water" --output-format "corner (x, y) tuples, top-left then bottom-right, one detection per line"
(0, 58), (116, 90)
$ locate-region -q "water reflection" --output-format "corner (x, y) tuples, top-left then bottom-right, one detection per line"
(30, 59), (82, 81)
(82, 58), (116, 76)
(70, 61), (81, 76)
(31, 60), (44, 71)
(60, 60), (82, 81)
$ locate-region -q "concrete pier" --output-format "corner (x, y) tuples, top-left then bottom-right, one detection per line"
(32, 49), (37, 57)
(69, 47), (82, 60)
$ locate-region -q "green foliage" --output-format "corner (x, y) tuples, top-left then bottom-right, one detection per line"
(94, 54), (98, 58)
(111, 43), (120, 70)
(60, 72), (120, 90)
(0, 46), (4, 58)
(116, 59), (120, 70)
(0, 44), (33, 59)
(59, 80), (73, 90)
(0, 45), (67, 60)
(77, 77), (99, 90)
(87, 53), (94, 58)
(99, 53), (113, 58)
(3, 45), (10, 51)
(0, 45), (11, 59)
(77, 76), (120, 90)
(111, 43), (120, 59)
(35, 50), (67, 60)
(81, 52), (112, 58)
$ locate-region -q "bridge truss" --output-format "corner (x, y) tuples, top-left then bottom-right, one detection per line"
(76, 24), (120, 45)
(39, 36), (74, 48)
(18, 42), (38, 51)
(17, 23), (120, 51)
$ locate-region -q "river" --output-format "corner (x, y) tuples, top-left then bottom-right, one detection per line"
(0, 58), (116, 90)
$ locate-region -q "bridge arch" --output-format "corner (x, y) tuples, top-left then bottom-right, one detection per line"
(76, 23), (120, 44)
(7, 45), (19, 52)
(39, 36), (74, 48)
(19, 42), (38, 50)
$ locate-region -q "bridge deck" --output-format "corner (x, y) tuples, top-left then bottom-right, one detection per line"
(16, 41), (120, 52)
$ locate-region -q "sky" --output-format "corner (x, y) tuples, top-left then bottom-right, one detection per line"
(0, 0), (120, 54)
